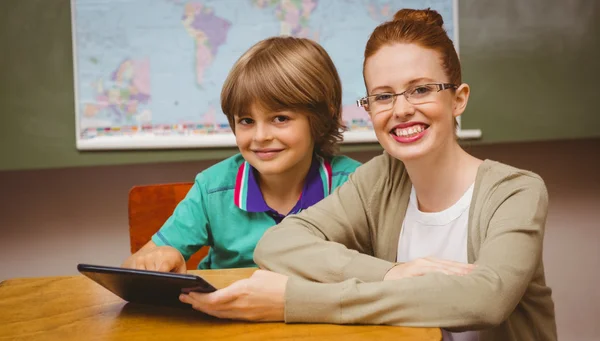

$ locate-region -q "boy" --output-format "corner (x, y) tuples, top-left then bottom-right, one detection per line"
(122, 37), (360, 272)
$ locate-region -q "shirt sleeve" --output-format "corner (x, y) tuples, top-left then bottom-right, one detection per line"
(272, 176), (550, 330)
(151, 173), (210, 260)
(330, 156), (362, 190)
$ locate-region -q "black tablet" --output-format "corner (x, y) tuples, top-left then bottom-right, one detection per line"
(77, 263), (217, 308)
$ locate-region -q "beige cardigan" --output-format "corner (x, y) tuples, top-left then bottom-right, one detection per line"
(254, 153), (557, 341)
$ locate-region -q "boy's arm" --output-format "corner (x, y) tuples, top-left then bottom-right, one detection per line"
(122, 239), (187, 273)
(151, 174), (210, 260)
(138, 240), (158, 252)
(254, 156), (396, 283)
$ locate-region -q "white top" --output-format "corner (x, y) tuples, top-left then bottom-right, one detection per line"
(397, 184), (478, 341)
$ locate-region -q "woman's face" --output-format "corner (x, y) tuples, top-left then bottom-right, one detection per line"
(363, 43), (469, 162)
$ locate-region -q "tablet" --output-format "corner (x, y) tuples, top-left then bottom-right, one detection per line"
(77, 263), (217, 308)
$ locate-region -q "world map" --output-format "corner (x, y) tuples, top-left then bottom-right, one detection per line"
(73, 0), (456, 148)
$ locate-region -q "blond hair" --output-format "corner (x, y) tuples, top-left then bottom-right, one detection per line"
(221, 36), (344, 159)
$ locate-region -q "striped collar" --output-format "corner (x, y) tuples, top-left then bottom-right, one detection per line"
(234, 156), (332, 214)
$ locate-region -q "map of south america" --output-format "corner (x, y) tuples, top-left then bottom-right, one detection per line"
(182, 3), (231, 87)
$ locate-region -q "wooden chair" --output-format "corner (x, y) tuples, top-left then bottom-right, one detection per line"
(128, 182), (209, 270)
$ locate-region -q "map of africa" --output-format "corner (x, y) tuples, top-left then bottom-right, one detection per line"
(72, 0), (456, 149)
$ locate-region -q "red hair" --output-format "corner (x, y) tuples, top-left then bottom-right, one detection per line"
(363, 8), (461, 85)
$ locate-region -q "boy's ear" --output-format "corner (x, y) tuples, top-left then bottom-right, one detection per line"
(452, 83), (470, 119)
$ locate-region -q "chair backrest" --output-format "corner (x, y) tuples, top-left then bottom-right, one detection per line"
(128, 182), (208, 270)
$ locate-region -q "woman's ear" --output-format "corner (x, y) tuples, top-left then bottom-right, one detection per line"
(452, 83), (470, 119)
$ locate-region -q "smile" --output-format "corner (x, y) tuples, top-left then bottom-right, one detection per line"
(252, 149), (284, 160)
(389, 123), (429, 143)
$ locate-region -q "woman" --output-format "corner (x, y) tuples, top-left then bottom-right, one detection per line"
(178, 9), (557, 341)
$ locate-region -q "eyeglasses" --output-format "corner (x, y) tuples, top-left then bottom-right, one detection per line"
(357, 83), (457, 113)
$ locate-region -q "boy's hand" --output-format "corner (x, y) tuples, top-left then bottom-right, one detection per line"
(122, 245), (187, 273)
(179, 270), (287, 321)
(384, 257), (475, 280)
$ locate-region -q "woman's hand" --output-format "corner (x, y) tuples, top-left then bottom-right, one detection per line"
(122, 242), (186, 274)
(384, 257), (475, 280)
(179, 269), (287, 321)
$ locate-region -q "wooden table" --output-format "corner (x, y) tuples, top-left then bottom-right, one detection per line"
(0, 268), (441, 340)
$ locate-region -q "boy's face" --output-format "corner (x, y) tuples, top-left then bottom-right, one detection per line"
(234, 103), (315, 177)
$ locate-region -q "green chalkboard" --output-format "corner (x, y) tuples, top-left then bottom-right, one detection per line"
(459, 1), (600, 141)
(0, 0), (598, 171)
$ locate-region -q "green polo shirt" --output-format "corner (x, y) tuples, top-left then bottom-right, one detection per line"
(152, 153), (360, 269)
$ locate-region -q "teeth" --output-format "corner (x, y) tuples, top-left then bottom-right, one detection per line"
(394, 125), (425, 137)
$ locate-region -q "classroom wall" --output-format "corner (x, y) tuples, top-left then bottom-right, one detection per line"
(1, 0), (599, 171)
(1, 1), (599, 340)
(0, 139), (599, 340)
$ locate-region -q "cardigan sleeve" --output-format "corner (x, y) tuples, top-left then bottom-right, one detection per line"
(282, 175), (549, 330)
(254, 155), (397, 283)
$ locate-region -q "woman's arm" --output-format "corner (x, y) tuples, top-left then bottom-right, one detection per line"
(282, 177), (549, 329)
(254, 155), (398, 283)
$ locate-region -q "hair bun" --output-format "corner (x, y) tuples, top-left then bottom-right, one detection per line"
(392, 8), (444, 28)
